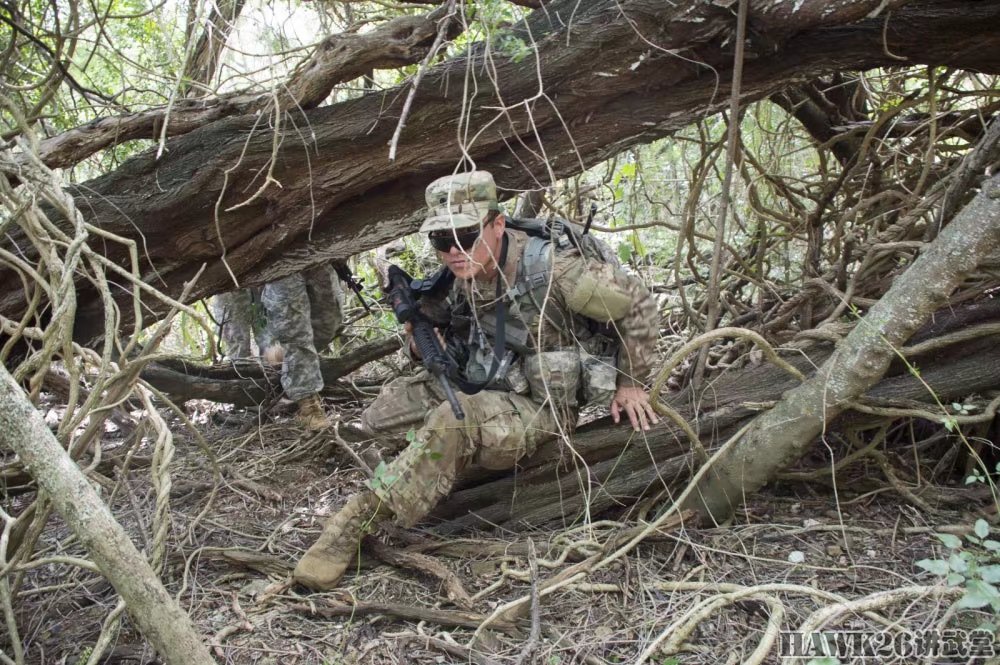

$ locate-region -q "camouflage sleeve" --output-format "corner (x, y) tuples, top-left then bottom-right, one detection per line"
(552, 253), (659, 388)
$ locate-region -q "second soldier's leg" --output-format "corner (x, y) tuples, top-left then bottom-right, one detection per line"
(211, 290), (255, 359)
(304, 264), (344, 351)
(261, 273), (328, 430)
(247, 286), (271, 354)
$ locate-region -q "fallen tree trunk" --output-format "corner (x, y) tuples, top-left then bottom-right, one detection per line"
(432, 317), (1000, 531)
(3, 1), (999, 345)
(140, 335), (401, 405)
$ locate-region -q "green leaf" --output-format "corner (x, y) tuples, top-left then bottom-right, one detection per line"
(983, 540), (1000, 552)
(405, 428), (416, 443)
(949, 553), (969, 573)
(958, 580), (1000, 609)
(617, 242), (632, 264)
(916, 559), (949, 575)
(976, 519), (991, 539)
(806, 658), (841, 665)
(980, 565), (1000, 584)
(936, 533), (963, 549)
(947, 572), (966, 586)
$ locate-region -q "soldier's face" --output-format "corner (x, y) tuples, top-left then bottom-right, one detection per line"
(436, 214), (505, 281)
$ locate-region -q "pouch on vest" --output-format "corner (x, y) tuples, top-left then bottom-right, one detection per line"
(525, 350), (581, 407)
(580, 352), (618, 408)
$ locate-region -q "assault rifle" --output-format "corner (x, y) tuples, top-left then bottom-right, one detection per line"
(333, 261), (371, 315)
(386, 264), (464, 420)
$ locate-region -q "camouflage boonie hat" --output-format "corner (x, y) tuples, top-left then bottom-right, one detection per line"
(420, 171), (499, 233)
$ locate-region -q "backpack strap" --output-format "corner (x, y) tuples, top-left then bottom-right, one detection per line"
(511, 235), (553, 297)
(515, 235), (580, 334)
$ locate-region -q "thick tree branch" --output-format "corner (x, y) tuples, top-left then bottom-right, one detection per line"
(26, 5), (460, 170)
(140, 335), (402, 405)
(181, 0), (248, 95)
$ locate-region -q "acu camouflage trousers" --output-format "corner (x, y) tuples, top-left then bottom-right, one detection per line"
(262, 265), (344, 401)
(210, 288), (269, 359)
(361, 371), (573, 527)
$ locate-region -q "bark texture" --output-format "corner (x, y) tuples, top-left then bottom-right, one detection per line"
(0, 366), (216, 665)
(3, 0), (999, 345)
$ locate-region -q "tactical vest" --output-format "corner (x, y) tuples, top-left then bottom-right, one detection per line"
(459, 234), (619, 409)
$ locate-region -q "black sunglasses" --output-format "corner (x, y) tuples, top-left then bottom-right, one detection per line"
(428, 222), (491, 253)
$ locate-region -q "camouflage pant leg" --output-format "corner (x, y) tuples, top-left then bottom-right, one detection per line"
(262, 273), (323, 401)
(211, 289), (255, 359)
(371, 389), (567, 527)
(245, 286), (270, 351)
(302, 264), (344, 351)
(360, 371), (447, 440)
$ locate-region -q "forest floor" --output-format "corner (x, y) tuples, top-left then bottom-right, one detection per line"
(9, 399), (999, 665)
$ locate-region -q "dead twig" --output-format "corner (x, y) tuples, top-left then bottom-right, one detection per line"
(289, 599), (520, 634)
(366, 539), (473, 609)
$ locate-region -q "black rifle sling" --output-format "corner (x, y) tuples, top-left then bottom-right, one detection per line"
(452, 232), (509, 395)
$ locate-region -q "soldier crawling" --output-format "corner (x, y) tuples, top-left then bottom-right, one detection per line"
(293, 171), (660, 590)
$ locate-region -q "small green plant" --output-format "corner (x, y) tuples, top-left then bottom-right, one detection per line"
(369, 461), (398, 493)
(945, 400), (977, 432)
(496, 34), (532, 62)
(916, 519), (1000, 617)
(966, 461), (1000, 486)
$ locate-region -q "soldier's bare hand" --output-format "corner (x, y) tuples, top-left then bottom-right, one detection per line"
(403, 321), (419, 357)
(262, 344), (285, 365)
(611, 386), (660, 432)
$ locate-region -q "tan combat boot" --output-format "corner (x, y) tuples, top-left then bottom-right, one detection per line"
(293, 491), (388, 590)
(296, 393), (330, 431)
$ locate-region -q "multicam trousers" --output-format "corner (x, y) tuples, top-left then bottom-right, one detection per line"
(210, 288), (269, 359)
(261, 265), (344, 401)
(361, 371), (573, 527)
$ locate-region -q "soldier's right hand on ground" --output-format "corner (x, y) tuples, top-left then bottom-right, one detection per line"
(610, 385), (660, 432)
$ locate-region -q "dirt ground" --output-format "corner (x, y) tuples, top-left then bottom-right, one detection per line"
(7, 400), (999, 665)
